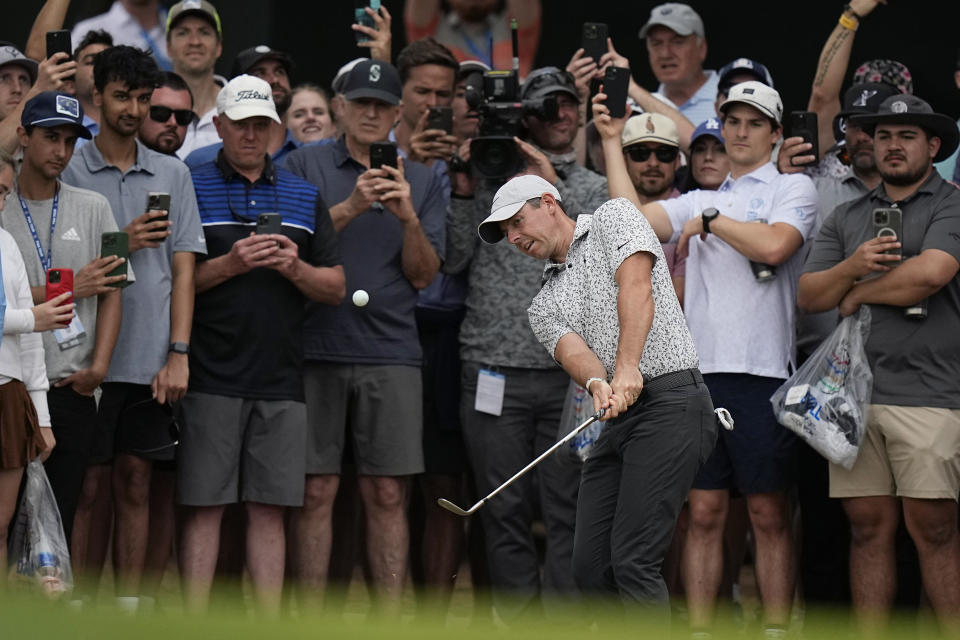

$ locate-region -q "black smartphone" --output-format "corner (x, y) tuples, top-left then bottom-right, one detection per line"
(789, 111), (819, 166)
(872, 207), (902, 257)
(256, 213), (283, 235)
(46, 30), (72, 60)
(581, 22), (609, 65)
(426, 106), (453, 134)
(101, 231), (131, 288)
(370, 141), (398, 170)
(147, 192), (171, 225)
(354, 0), (381, 44)
(603, 67), (630, 119)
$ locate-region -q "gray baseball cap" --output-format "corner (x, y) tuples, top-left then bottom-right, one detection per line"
(0, 43), (38, 85)
(638, 3), (705, 39)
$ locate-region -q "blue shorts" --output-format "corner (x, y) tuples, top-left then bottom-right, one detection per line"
(692, 373), (797, 494)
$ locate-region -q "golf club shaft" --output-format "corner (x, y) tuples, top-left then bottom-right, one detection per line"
(474, 409), (604, 509)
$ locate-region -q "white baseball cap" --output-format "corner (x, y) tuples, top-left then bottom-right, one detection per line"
(621, 112), (680, 148)
(719, 80), (783, 124)
(478, 175), (561, 244)
(216, 74), (281, 124)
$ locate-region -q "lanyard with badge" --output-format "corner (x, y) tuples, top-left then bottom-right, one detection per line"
(140, 7), (173, 71)
(17, 185), (86, 350)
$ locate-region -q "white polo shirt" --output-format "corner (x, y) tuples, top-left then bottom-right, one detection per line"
(659, 163), (818, 379)
(72, 2), (169, 68)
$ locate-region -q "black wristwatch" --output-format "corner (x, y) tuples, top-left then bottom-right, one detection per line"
(702, 208), (720, 234)
(169, 342), (190, 355)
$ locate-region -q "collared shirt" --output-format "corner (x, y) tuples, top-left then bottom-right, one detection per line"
(804, 171), (960, 408)
(62, 137), (206, 385)
(0, 181), (122, 381)
(189, 151), (341, 400)
(285, 136), (448, 366)
(796, 172), (873, 356)
(659, 163), (818, 378)
(71, 1), (170, 69)
(176, 107), (219, 160)
(185, 129), (303, 171)
(655, 70), (719, 127)
(445, 162), (609, 369)
(528, 198), (698, 379)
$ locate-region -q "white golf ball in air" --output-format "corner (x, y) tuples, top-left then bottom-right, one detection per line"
(352, 289), (369, 307)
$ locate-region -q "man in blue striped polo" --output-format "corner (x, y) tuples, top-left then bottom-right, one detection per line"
(178, 74), (345, 614)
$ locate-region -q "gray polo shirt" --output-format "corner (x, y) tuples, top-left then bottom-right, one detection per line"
(62, 138), (206, 385)
(0, 181), (123, 381)
(804, 171), (960, 408)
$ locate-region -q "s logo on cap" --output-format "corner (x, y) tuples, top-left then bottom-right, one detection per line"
(56, 95), (80, 118)
(369, 64), (381, 83)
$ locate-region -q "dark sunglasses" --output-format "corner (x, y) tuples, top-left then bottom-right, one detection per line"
(149, 105), (196, 126)
(625, 145), (679, 163)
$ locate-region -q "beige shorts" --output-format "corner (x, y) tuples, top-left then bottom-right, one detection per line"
(829, 404), (960, 501)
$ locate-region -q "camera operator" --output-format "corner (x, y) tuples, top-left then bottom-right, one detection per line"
(443, 66), (606, 622)
(798, 95), (960, 637)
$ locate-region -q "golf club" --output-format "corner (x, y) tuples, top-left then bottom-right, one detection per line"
(437, 408), (607, 517)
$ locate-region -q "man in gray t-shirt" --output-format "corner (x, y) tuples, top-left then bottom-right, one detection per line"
(60, 47), (206, 611)
(1, 92), (125, 549)
(799, 95), (960, 632)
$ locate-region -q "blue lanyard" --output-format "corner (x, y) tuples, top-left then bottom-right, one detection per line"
(17, 186), (59, 273)
(140, 7), (173, 71)
(458, 26), (493, 68)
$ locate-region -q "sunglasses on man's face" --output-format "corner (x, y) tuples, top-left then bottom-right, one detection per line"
(625, 145), (679, 163)
(149, 105), (196, 126)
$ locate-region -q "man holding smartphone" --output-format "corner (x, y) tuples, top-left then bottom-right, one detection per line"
(596, 81), (818, 638)
(180, 74), (344, 614)
(798, 95), (960, 637)
(0, 92), (124, 558)
(61, 46), (206, 612)
(284, 59), (446, 615)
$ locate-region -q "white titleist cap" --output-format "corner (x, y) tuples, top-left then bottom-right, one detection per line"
(719, 80), (783, 124)
(478, 175), (561, 244)
(216, 74), (281, 124)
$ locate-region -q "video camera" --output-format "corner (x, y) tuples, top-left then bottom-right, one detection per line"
(465, 69), (559, 179)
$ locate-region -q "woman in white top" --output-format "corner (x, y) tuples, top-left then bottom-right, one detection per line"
(0, 151), (75, 580)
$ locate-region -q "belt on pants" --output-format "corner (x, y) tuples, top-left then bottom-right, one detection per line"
(641, 368), (703, 396)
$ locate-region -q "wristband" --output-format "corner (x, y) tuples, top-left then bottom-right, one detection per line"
(838, 13), (859, 31)
(585, 377), (605, 395)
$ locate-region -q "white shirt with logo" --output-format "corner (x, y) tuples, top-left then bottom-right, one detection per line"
(659, 163), (818, 379)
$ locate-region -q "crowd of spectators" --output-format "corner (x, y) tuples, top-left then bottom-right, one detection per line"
(0, 2), (958, 639)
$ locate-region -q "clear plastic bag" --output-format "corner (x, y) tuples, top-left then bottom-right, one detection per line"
(771, 306), (873, 470)
(7, 460), (74, 598)
(558, 379), (605, 462)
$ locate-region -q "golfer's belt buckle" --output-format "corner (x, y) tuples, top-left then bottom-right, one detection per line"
(715, 407), (734, 431)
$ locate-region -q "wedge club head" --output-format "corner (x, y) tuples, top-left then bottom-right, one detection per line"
(436, 498), (477, 516)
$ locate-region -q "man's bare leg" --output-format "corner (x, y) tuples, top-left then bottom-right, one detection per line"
(903, 497), (960, 638)
(684, 489), (730, 629)
(289, 473), (339, 612)
(112, 454), (153, 598)
(140, 469), (176, 602)
(180, 504), (225, 613)
(246, 502), (286, 616)
(416, 473), (464, 612)
(71, 463), (113, 598)
(746, 492), (795, 626)
(844, 496), (899, 634)
(358, 475), (410, 616)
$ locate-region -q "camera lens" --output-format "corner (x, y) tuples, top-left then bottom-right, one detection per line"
(50, 272), (60, 283)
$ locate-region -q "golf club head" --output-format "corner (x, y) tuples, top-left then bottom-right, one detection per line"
(437, 498), (473, 517)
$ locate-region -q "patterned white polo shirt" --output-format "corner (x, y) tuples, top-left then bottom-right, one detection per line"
(527, 198), (699, 380)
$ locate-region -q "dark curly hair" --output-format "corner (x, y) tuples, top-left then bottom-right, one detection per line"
(93, 45), (162, 93)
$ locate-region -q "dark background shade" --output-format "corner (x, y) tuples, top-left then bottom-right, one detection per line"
(5, 1), (959, 118)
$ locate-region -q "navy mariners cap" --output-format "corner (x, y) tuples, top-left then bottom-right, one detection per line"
(21, 92), (91, 139)
(341, 59), (401, 105)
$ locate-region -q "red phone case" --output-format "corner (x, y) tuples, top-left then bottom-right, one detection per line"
(45, 268), (74, 306)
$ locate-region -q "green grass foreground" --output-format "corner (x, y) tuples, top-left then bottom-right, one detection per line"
(0, 590), (945, 640)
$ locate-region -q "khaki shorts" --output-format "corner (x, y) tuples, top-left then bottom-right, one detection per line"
(829, 404), (960, 500)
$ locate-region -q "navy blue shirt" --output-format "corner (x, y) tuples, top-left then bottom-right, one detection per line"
(185, 129), (303, 172)
(285, 136), (447, 366)
(189, 151), (341, 400)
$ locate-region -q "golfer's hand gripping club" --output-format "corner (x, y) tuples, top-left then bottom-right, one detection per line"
(437, 408), (606, 517)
